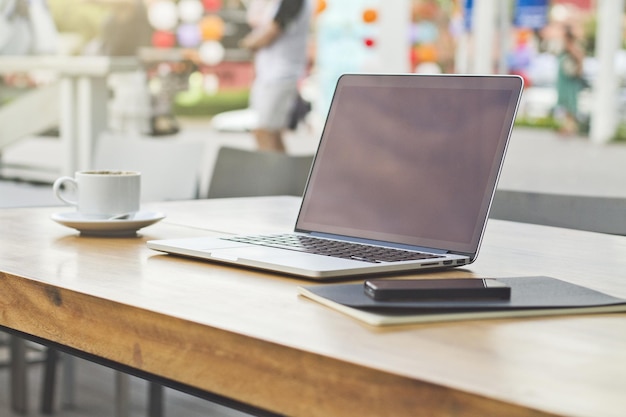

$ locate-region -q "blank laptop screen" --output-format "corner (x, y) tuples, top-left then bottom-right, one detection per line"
(296, 74), (522, 255)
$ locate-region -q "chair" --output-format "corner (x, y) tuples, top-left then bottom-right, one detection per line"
(207, 146), (314, 198)
(94, 132), (205, 201)
(490, 189), (626, 235)
(2, 334), (56, 415)
(6, 337), (162, 417)
(0, 83), (59, 155)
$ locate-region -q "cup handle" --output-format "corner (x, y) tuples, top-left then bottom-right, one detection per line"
(53, 176), (78, 206)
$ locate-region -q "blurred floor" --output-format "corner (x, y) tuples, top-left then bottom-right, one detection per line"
(0, 344), (251, 417)
(498, 127), (626, 198)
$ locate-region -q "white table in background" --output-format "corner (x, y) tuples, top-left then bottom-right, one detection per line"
(0, 56), (139, 175)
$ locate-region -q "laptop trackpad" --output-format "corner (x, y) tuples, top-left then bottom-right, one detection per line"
(209, 246), (354, 269)
(211, 246), (309, 262)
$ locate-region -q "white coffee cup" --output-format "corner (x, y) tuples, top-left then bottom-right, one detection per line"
(53, 170), (141, 218)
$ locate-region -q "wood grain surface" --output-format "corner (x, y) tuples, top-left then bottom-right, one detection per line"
(2, 197), (626, 417)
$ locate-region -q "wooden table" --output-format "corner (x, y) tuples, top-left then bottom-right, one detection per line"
(2, 196), (626, 417)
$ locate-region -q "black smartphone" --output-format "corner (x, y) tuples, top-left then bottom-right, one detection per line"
(363, 278), (511, 301)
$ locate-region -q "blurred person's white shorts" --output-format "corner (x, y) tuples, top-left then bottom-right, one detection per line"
(250, 79), (298, 131)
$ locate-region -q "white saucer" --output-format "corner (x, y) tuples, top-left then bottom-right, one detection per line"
(51, 211), (166, 237)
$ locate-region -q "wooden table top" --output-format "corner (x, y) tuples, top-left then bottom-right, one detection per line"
(1, 196), (626, 417)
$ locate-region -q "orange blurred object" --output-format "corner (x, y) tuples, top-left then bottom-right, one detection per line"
(416, 44), (437, 63)
(200, 14), (225, 41)
(516, 28), (532, 46)
(316, 0), (326, 14)
(363, 8), (378, 23)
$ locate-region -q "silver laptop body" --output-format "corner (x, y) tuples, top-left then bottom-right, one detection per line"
(148, 74), (523, 279)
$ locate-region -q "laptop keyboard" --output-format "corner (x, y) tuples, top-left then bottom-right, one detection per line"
(223, 234), (444, 264)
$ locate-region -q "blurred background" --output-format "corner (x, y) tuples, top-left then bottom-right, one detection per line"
(1, 0), (625, 204)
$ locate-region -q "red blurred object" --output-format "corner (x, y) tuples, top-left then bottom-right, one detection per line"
(152, 31), (177, 48)
(510, 70), (532, 88)
(410, 47), (419, 67)
(364, 38), (375, 47)
(553, 0), (592, 10)
(203, 0), (221, 11)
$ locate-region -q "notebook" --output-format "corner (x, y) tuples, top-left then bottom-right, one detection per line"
(147, 74), (524, 279)
(297, 276), (626, 326)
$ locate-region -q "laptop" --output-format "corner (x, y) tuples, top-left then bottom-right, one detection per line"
(148, 74), (523, 279)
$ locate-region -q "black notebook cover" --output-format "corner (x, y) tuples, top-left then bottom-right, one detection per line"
(298, 276), (626, 326)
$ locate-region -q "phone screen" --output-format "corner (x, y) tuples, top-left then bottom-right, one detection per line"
(364, 278), (510, 301)
(370, 279), (487, 290)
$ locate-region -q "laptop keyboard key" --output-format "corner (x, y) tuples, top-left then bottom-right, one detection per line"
(224, 234), (444, 264)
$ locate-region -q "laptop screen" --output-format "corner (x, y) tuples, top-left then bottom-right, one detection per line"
(295, 74), (523, 255)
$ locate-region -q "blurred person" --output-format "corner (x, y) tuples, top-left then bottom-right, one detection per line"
(0, 0), (58, 55)
(100, 0), (151, 56)
(556, 26), (585, 135)
(47, 0), (107, 53)
(240, 0), (312, 152)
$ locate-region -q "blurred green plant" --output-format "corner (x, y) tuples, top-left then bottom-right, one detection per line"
(611, 123), (626, 142)
(514, 116), (559, 129)
(173, 89), (249, 116)
(516, 116), (626, 143)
